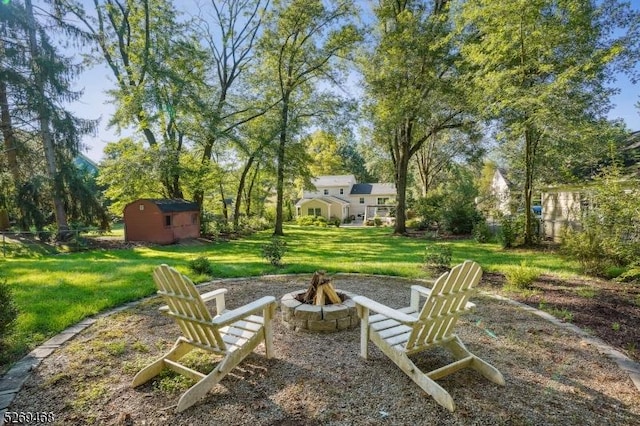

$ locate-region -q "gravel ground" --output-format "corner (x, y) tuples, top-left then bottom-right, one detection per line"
(10, 274), (640, 425)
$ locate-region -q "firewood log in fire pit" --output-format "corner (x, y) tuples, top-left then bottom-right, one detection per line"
(296, 270), (343, 305)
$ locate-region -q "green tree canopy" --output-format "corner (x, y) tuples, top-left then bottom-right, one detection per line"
(457, 0), (640, 244)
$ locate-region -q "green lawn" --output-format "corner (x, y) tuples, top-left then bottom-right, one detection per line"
(0, 224), (580, 370)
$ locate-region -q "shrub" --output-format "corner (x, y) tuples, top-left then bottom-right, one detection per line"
(424, 244), (452, 275)
(296, 215), (316, 226)
(561, 164), (640, 275)
(472, 219), (492, 243)
(373, 217), (383, 227)
(442, 203), (481, 235)
(0, 278), (18, 343)
(38, 229), (53, 242)
(261, 237), (287, 267)
(561, 223), (608, 275)
(238, 216), (271, 232)
(413, 193), (445, 231)
(498, 214), (522, 248)
(504, 261), (540, 290)
(614, 264), (640, 283)
(313, 216), (328, 227)
(295, 215), (334, 227)
(413, 167), (481, 235)
(200, 213), (233, 237)
(200, 211), (216, 236)
(405, 218), (422, 229)
(188, 256), (213, 275)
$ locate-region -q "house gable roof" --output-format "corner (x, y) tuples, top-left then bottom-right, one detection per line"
(494, 168), (513, 187)
(350, 183), (396, 195)
(312, 175), (356, 187)
(295, 196), (350, 207)
(74, 153), (99, 175)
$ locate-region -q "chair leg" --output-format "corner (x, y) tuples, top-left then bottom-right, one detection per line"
(264, 305), (275, 359)
(396, 353), (456, 412)
(177, 362), (229, 412)
(371, 334), (455, 411)
(358, 307), (369, 359)
(131, 339), (193, 387)
(444, 337), (505, 385)
(176, 333), (264, 412)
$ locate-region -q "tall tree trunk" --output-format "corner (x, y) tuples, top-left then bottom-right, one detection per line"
(245, 162), (260, 217)
(394, 147), (410, 235)
(233, 155), (256, 231)
(0, 81), (20, 185)
(393, 124), (412, 235)
(0, 80), (28, 229)
(219, 181), (228, 221)
(193, 135), (216, 207)
(523, 125), (537, 246)
(274, 97), (289, 236)
(170, 132), (184, 198)
(25, 0), (70, 238)
(416, 143), (433, 197)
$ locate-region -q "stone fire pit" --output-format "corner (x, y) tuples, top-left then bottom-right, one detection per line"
(280, 289), (359, 332)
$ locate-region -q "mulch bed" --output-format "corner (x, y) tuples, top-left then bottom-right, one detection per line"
(481, 273), (640, 362)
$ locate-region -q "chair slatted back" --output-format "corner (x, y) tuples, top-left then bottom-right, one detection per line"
(153, 264), (226, 352)
(405, 261), (481, 351)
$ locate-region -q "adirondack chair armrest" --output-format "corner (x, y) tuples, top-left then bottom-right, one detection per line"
(201, 288), (228, 314)
(353, 295), (416, 325)
(410, 285), (432, 310)
(201, 288), (228, 302)
(212, 296), (277, 328)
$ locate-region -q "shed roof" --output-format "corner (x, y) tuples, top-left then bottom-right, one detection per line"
(350, 183), (396, 195)
(145, 199), (199, 213)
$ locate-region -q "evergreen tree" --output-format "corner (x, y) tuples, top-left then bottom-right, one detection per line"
(1, 0), (98, 236)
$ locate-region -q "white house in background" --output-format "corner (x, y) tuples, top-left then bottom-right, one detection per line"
(295, 175), (396, 223)
(491, 168), (512, 215)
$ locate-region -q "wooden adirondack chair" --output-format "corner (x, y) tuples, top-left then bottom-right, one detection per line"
(353, 260), (505, 412)
(132, 264), (277, 412)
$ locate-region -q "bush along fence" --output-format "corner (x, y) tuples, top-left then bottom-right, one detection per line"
(0, 227), (108, 257)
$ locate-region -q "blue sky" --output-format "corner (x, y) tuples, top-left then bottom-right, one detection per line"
(66, 1), (640, 162)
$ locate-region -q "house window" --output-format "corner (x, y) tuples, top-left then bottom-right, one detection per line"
(359, 197), (365, 204)
(377, 197), (389, 205)
(165, 215), (172, 227)
(307, 208), (321, 216)
(139, 204), (144, 211)
(191, 213), (198, 224)
(323, 189), (329, 195)
(339, 188), (344, 195)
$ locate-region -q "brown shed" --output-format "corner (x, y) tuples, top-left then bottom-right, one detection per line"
(124, 199), (200, 244)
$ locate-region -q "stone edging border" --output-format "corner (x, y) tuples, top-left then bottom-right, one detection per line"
(1, 273), (638, 424)
(484, 292), (640, 392)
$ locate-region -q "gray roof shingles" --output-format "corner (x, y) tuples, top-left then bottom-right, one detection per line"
(350, 183), (395, 195)
(147, 199), (199, 213)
